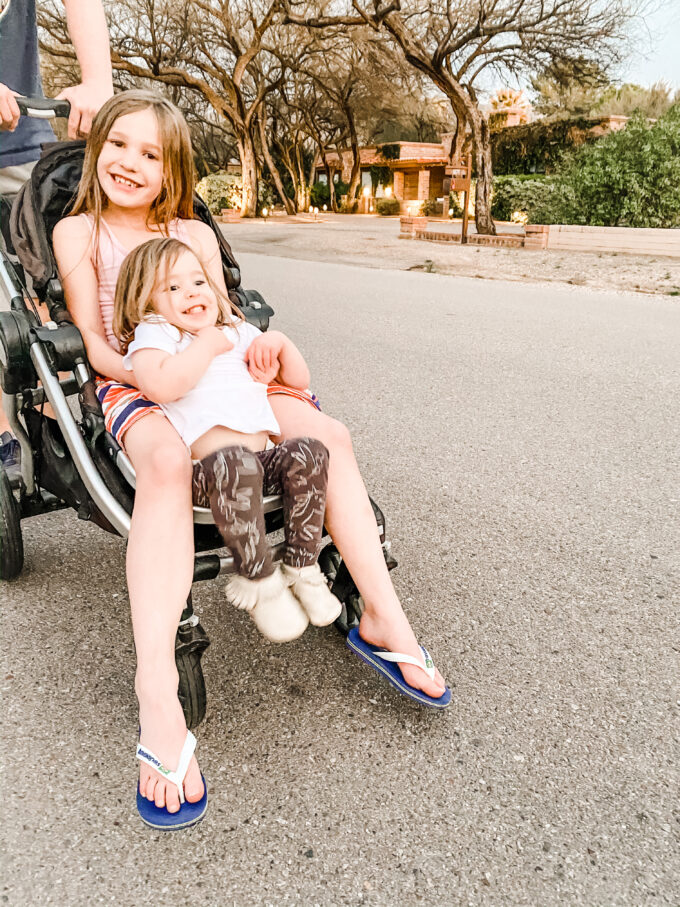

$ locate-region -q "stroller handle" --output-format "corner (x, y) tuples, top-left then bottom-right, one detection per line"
(16, 96), (71, 120)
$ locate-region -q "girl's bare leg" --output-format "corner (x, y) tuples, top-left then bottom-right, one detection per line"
(124, 414), (204, 812)
(269, 396), (446, 697)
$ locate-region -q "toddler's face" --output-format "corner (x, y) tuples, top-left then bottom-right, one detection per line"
(152, 250), (219, 333)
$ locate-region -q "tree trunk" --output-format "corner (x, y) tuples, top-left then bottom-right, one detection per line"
(294, 142), (309, 211)
(467, 105), (496, 235)
(328, 168), (337, 212)
(344, 106), (361, 209)
(237, 131), (258, 217)
(257, 114), (295, 215)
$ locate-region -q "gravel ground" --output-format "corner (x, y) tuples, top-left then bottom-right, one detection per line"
(222, 214), (680, 299)
(2, 253), (679, 906)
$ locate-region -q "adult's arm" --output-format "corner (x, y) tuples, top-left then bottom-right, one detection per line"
(52, 216), (130, 383)
(56, 0), (113, 138)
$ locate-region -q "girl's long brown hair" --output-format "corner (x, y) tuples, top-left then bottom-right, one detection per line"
(69, 90), (196, 249)
(113, 238), (244, 354)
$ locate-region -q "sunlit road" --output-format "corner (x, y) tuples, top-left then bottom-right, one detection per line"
(2, 253), (678, 906)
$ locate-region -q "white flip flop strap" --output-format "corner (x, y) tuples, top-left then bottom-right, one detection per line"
(136, 730), (197, 806)
(374, 646), (436, 680)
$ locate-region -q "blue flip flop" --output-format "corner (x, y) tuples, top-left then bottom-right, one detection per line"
(136, 730), (208, 830)
(346, 627), (451, 709)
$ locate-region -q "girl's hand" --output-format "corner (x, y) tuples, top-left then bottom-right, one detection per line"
(246, 332), (284, 384)
(197, 326), (233, 357)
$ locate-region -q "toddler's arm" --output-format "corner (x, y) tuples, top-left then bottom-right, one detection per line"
(246, 331), (310, 389)
(53, 216), (132, 384)
(130, 327), (232, 404)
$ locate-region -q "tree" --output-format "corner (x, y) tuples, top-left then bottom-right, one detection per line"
(592, 81), (679, 119)
(532, 59), (679, 120)
(284, 0), (639, 234)
(39, 0), (288, 216)
(530, 58), (611, 117)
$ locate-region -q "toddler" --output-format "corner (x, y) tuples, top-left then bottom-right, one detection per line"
(114, 237), (341, 642)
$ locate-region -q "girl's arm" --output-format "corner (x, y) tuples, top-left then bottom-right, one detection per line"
(52, 216), (131, 384)
(130, 327), (232, 404)
(247, 331), (310, 389)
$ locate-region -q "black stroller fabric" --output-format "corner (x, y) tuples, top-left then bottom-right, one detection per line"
(10, 141), (243, 300)
(9, 140), (85, 296)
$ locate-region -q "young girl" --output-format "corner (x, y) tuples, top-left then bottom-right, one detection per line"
(114, 236), (341, 641)
(53, 89), (448, 830)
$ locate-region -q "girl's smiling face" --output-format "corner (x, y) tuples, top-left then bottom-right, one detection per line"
(96, 108), (164, 211)
(152, 250), (219, 333)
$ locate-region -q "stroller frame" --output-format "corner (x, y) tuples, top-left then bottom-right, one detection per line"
(0, 118), (396, 728)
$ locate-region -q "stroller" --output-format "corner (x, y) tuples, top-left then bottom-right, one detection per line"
(0, 98), (396, 729)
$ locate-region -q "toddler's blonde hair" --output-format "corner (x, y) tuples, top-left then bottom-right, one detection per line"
(113, 237), (244, 354)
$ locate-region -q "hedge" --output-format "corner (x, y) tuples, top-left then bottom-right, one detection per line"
(491, 115), (612, 175)
(490, 175), (558, 222)
(195, 171), (242, 213)
(376, 197), (401, 216)
(492, 106), (680, 228)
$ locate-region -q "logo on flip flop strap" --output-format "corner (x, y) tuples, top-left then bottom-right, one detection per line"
(138, 748), (170, 775)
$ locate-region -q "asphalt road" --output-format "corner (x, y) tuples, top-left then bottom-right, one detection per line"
(2, 253), (679, 906)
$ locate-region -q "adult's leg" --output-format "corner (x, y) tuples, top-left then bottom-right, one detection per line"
(269, 396), (446, 697)
(124, 413), (204, 813)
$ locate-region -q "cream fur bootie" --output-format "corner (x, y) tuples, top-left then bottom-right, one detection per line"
(225, 569), (308, 643)
(281, 562), (342, 627)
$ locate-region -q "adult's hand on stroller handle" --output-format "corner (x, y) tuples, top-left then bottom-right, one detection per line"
(16, 96), (71, 121)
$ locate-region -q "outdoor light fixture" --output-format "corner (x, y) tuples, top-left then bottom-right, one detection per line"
(261, 207), (268, 221)
(362, 186), (370, 197)
(385, 186), (392, 197)
(323, 204), (328, 211)
(448, 207), (454, 218)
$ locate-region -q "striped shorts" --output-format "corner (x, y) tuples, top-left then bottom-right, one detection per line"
(96, 380), (322, 447)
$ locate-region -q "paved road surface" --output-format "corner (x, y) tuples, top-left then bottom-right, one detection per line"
(2, 253), (679, 905)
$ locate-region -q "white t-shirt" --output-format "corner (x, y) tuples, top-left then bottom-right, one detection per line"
(123, 316), (281, 447)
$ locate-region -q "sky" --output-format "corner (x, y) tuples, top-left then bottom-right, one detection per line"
(617, 2), (680, 88)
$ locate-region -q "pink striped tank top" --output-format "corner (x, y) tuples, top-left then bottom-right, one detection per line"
(79, 213), (191, 351)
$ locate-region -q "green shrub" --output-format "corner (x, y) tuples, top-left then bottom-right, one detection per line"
(491, 175), (558, 222)
(420, 199), (443, 216)
(195, 171), (242, 213)
(448, 192), (464, 217)
(376, 197), (401, 216)
(548, 106), (680, 227)
(334, 178), (349, 198)
(310, 182), (330, 208)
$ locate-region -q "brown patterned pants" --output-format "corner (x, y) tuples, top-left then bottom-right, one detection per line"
(192, 437), (329, 579)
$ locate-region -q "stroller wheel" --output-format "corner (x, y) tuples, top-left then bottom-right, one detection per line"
(176, 649), (207, 730)
(318, 544), (364, 637)
(0, 464), (24, 580)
